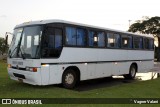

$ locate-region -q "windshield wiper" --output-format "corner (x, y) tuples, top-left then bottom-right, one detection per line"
(9, 46), (25, 59)
(9, 46), (18, 58)
(19, 47), (26, 59)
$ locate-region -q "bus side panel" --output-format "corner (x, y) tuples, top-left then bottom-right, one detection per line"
(136, 60), (154, 73)
(95, 63), (112, 78)
(49, 64), (88, 84)
(127, 50), (154, 73)
(111, 62), (131, 76)
(144, 60), (154, 71)
(85, 64), (96, 79)
(95, 62), (131, 78)
(49, 65), (63, 84)
(41, 66), (50, 85)
(127, 50), (154, 61)
(96, 49), (130, 77)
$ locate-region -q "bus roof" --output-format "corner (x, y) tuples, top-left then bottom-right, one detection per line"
(15, 19), (153, 38)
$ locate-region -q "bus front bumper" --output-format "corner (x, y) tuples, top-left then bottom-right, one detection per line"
(8, 68), (42, 85)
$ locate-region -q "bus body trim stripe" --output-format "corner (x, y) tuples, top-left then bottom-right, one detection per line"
(41, 59), (153, 65)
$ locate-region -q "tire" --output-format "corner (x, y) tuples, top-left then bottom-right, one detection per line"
(124, 65), (137, 79)
(62, 69), (78, 89)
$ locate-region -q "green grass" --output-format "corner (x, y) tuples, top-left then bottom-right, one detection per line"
(0, 60), (160, 107)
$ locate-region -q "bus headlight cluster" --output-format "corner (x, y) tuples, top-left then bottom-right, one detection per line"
(8, 64), (11, 68)
(26, 67), (37, 72)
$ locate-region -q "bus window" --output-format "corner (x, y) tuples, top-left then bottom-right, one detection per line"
(121, 35), (132, 48)
(134, 37), (143, 49)
(114, 34), (120, 48)
(128, 36), (133, 48)
(66, 27), (76, 45)
(66, 27), (86, 46)
(149, 39), (154, 50)
(55, 29), (62, 49)
(48, 34), (54, 48)
(107, 33), (120, 48)
(43, 27), (63, 57)
(97, 32), (105, 47)
(144, 38), (149, 49)
(107, 33), (114, 47)
(77, 28), (86, 46)
(88, 31), (96, 47)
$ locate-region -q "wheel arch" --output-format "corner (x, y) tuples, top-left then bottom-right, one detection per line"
(62, 66), (81, 82)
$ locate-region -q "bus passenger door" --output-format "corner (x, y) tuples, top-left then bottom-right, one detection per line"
(42, 27), (63, 58)
(41, 27), (63, 85)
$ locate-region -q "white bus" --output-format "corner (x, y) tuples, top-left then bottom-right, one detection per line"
(7, 20), (154, 88)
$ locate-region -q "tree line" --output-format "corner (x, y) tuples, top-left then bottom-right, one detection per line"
(0, 36), (8, 55)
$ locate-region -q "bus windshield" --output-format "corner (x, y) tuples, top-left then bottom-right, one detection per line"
(9, 26), (42, 59)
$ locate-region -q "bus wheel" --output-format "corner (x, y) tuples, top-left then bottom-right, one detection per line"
(124, 65), (137, 79)
(62, 69), (78, 89)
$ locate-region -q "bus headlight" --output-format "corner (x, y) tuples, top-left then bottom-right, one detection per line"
(8, 64), (11, 68)
(26, 67), (30, 71)
(26, 67), (37, 72)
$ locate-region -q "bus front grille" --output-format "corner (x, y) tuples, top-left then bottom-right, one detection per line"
(13, 73), (25, 79)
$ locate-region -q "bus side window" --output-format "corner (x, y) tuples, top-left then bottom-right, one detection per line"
(121, 35), (132, 48)
(107, 33), (114, 47)
(134, 37), (143, 49)
(88, 30), (96, 47)
(48, 34), (54, 48)
(88, 30), (105, 47)
(139, 37), (143, 49)
(65, 27), (76, 46)
(77, 28), (86, 46)
(144, 38), (149, 49)
(66, 27), (86, 46)
(149, 39), (154, 50)
(107, 33), (120, 48)
(134, 37), (139, 49)
(55, 29), (62, 49)
(97, 32), (105, 47)
(128, 36), (133, 48)
(114, 33), (120, 48)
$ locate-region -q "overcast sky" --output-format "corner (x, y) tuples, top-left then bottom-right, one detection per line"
(0, 0), (159, 42)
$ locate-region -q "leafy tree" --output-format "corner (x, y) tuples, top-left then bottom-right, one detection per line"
(128, 16), (160, 61)
(0, 37), (8, 55)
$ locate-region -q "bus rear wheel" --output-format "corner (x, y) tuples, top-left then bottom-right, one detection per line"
(62, 69), (78, 89)
(124, 65), (137, 79)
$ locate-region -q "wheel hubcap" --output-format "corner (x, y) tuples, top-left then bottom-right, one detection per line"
(65, 73), (74, 84)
